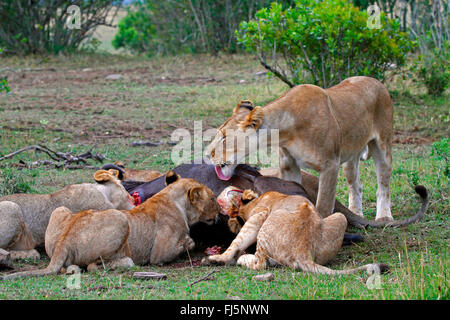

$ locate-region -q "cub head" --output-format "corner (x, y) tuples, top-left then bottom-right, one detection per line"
(187, 184), (219, 226)
(93, 169), (135, 210)
(164, 170), (219, 226)
(205, 100), (264, 181)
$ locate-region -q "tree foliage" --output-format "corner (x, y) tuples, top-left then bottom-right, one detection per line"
(236, 0), (415, 88)
(0, 0), (120, 54)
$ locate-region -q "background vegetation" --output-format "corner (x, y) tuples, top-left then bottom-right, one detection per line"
(0, 0), (448, 300)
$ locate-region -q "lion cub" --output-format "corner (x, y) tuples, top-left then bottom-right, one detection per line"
(205, 189), (388, 276)
(0, 169), (134, 260)
(2, 171), (219, 279)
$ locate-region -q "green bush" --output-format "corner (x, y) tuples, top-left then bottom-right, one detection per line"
(236, 0), (415, 88)
(0, 48), (9, 93)
(112, 4), (159, 54)
(411, 36), (449, 96)
(431, 137), (450, 180)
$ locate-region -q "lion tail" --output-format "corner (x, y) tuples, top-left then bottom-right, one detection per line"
(2, 244), (68, 280)
(294, 260), (390, 276)
(343, 185), (429, 229)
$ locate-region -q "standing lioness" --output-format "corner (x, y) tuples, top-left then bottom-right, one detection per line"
(206, 76), (393, 221)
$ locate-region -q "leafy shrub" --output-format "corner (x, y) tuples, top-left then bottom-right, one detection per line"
(415, 49), (449, 96)
(236, 0), (415, 88)
(112, 4), (159, 54)
(0, 78), (9, 93)
(0, 1), (119, 55)
(431, 137), (450, 180)
(0, 48), (9, 93)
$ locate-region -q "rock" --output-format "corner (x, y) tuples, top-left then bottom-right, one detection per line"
(252, 272), (275, 282)
(254, 71), (267, 76)
(131, 140), (161, 147)
(239, 79), (246, 84)
(105, 74), (123, 80)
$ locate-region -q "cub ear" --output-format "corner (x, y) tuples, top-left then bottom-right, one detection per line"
(113, 161), (126, 169)
(233, 100), (254, 114)
(108, 169), (120, 179)
(242, 189), (258, 204)
(94, 169), (114, 183)
(165, 170), (180, 186)
(239, 106), (264, 130)
(188, 186), (204, 204)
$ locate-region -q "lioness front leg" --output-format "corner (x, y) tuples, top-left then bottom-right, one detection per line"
(342, 158), (363, 216)
(316, 161), (340, 217)
(203, 207), (269, 265)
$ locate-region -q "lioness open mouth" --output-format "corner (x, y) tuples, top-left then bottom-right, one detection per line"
(215, 164), (235, 181)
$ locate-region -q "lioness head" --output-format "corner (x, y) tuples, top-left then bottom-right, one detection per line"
(93, 169), (135, 210)
(205, 100), (264, 181)
(164, 170), (219, 226)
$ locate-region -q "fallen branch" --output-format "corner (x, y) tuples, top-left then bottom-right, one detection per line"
(133, 272), (167, 280)
(189, 269), (219, 286)
(0, 145), (107, 170)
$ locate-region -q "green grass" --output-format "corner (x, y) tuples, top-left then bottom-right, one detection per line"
(0, 53), (448, 300)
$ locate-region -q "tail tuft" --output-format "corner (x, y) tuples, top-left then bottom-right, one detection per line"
(414, 185), (428, 199)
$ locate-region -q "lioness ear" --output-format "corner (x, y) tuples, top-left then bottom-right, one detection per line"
(233, 100), (254, 114)
(188, 186), (203, 204)
(242, 189), (258, 204)
(165, 170), (180, 186)
(94, 169), (114, 183)
(239, 106), (264, 130)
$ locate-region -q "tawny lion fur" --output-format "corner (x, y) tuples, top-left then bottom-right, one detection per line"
(204, 190), (388, 276)
(2, 171), (219, 279)
(114, 161), (162, 182)
(206, 76), (394, 222)
(0, 169), (134, 260)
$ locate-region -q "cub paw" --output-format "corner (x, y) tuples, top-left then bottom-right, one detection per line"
(202, 254), (232, 266)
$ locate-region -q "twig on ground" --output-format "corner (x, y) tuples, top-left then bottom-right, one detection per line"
(189, 269), (219, 286)
(133, 272), (167, 280)
(0, 144), (106, 170)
